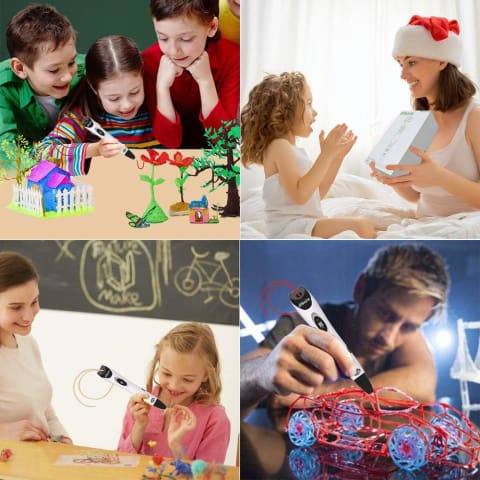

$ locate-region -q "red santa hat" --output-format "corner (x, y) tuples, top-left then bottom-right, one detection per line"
(392, 15), (462, 67)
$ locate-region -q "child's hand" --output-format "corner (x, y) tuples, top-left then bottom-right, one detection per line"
(166, 405), (197, 457)
(319, 124), (357, 160)
(96, 137), (124, 158)
(186, 51), (213, 87)
(157, 55), (184, 90)
(129, 393), (151, 427)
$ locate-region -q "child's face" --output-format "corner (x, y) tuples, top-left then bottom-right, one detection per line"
(292, 84), (317, 138)
(19, 38), (78, 99)
(0, 280), (40, 345)
(96, 72), (145, 119)
(155, 345), (208, 407)
(153, 14), (218, 68)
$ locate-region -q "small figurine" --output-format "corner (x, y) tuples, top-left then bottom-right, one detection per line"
(0, 448), (12, 462)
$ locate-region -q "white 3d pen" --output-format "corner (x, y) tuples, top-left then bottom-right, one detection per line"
(97, 365), (166, 409)
(289, 286), (374, 394)
(82, 116), (135, 160)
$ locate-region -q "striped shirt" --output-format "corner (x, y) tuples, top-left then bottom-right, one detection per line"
(34, 106), (162, 176)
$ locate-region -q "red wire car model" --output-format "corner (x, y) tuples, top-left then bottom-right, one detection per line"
(285, 387), (480, 473)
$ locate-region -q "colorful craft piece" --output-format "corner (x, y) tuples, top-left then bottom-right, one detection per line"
(189, 196), (210, 224)
(169, 151), (194, 216)
(191, 459), (207, 477)
(189, 120), (240, 217)
(140, 457), (228, 480)
(170, 458), (192, 476)
(136, 150), (169, 224)
(126, 211), (150, 228)
(10, 160), (93, 217)
(285, 387), (480, 473)
(72, 452), (121, 464)
(0, 448), (12, 462)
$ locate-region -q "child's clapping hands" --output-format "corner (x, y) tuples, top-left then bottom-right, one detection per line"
(319, 123), (357, 161)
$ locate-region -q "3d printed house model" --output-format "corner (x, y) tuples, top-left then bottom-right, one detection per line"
(10, 160), (93, 217)
(285, 387), (480, 474)
(189, 195), (210, 223)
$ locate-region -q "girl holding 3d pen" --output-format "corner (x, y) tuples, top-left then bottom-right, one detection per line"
(370, 15), (480, 217)
(117, 322), (230, 463)
(35, 35), (161, 176)
(0, 251), (71, 444)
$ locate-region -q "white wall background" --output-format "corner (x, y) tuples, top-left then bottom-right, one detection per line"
(32, 309), (239, 466)
(241, 0), (480, 193)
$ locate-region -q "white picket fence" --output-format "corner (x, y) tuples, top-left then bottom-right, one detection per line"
(12, 183), (93, 216)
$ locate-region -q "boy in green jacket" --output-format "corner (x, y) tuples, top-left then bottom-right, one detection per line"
(0, 4), (84, 167)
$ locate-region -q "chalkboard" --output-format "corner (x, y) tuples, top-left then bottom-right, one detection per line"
(0, 0), (155, 60)
(0, 240), (239, 325)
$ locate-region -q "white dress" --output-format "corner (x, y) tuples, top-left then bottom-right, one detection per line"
(414, 101), (480, 217)
(263, 146), (324, 238)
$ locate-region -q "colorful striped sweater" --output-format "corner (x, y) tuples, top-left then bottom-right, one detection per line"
(34, 106), (162, 175)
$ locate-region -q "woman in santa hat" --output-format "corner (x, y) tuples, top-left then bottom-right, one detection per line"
(370, 15), (479, 218)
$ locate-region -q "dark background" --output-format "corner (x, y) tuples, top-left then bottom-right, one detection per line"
(0, 240), (239, 325)
(240, 240), (480, 425)
(0, 0), (154, 60)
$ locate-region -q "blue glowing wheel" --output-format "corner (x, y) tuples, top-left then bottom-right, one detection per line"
(287, 411), (317, 447)
(431, 413), (465, 449)
(335, 402), (363, 432)
(388, 425), (429, 471)
(288, 447), (321, 480)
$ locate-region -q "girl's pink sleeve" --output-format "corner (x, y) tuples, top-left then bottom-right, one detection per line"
(117, 404), (141, 453)
(195, 406), (231, 463)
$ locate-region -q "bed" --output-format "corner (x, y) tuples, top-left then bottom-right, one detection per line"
(241, 173), (480, 239)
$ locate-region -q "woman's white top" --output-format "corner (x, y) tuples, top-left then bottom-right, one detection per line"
(414, 101), (480, 217)
(0, 335), (68, 437)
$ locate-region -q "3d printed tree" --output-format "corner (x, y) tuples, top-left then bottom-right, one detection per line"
(0, 135), (38, 184)
(188, 120), (240, 217)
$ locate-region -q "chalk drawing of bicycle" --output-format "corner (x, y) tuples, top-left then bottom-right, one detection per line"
(174, 246), (239, 308)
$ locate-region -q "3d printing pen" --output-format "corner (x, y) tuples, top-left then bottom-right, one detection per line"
(289, 286), (374, 394)
(97, 365), (166, 409)
(81, 116), (135, 160)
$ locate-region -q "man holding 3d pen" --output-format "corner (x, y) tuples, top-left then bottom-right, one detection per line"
(241, 243), (449, 419)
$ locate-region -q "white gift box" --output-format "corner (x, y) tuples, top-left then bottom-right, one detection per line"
(366, 111), (438, 177)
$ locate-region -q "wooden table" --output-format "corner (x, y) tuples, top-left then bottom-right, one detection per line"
(0, 150), (239, 239)
(0, 439), (239, 480)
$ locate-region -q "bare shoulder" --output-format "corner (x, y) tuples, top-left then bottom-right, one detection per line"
(466, 104), (480, 147)
(265, 138), (295, 157)
(264, 138), (296, 175)
(466, 104), (480, 129)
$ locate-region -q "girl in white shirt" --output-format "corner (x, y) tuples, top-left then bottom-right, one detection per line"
(241, 71), (376, 238)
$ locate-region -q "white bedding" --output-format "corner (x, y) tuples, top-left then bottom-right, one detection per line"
(241, 173), (480, 239)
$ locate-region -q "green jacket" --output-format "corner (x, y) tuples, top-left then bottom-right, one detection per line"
(0, 54), (85, 164)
